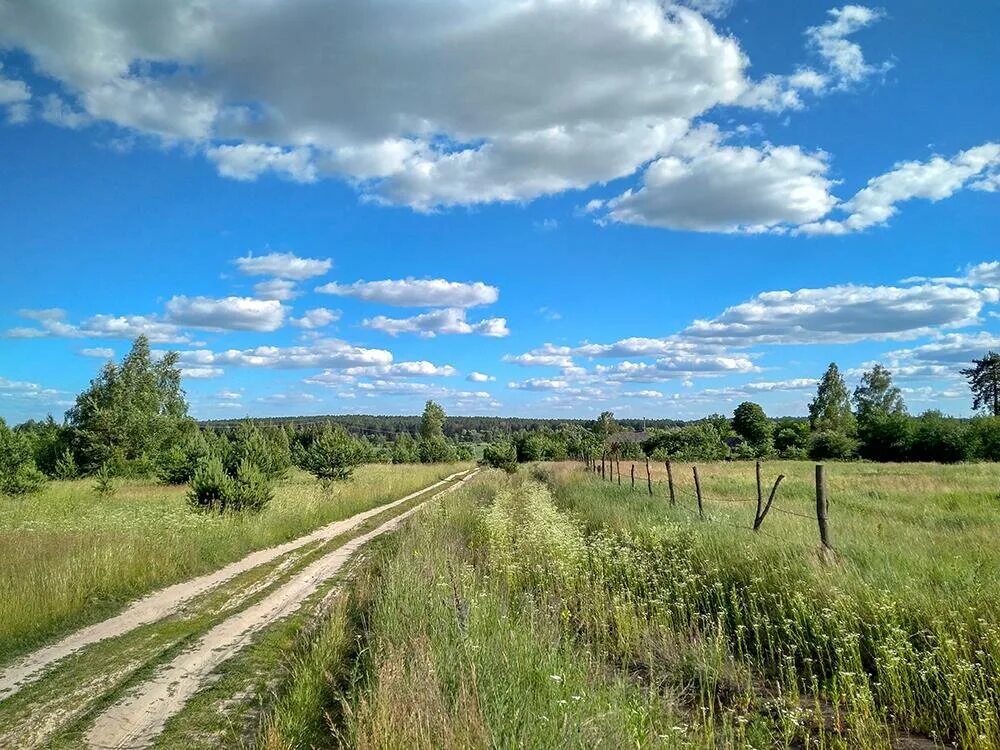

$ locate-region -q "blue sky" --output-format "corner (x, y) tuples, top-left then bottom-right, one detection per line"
(1, 0), (998, 423)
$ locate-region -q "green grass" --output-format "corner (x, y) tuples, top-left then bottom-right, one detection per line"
(279, 461), (1000, 749)
(0, 463), (467, 663)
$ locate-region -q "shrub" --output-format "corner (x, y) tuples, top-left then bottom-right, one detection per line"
(774, 423), (809, 459)
(187, 455), (234, 512)
(808, 430), (858, 460)
(968, 417), (1000, 461)
(53, 448), (79, 479)
(158, 430), (210, 485)
(482, 441), (518, 473)
(858, 411), (913, 462)
(644, 424), (728, 461)
(417, 435), (458, 464)
(0, 419), (47, 496)
(300, 425), (366, 483)
(92, 464), (117, 497)
(227, 459), (274, 512)
(910, 411), (968, 463)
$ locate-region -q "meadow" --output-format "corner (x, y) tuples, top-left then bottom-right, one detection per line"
(260, 460), (1000, 749)
(0, 462), (465, 663)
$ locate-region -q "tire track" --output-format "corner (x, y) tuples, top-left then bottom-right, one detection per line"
(86, 469), (479, 750)
(0, 469), (470, 703)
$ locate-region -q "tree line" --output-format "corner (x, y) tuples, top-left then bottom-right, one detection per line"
(0, 336), (471, 505)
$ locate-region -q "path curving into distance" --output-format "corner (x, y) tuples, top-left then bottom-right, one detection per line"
(0, 469), (471, 704)
(85, 468), (479, 749)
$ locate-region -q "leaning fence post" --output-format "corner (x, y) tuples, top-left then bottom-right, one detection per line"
(754, 474), (785, 531)
(692, 465), (704, 520)
(630, 463), (635, 490)
(815, 464), (832, 550)
(666, 460), (676, 506)
(646, 457), (653, 496)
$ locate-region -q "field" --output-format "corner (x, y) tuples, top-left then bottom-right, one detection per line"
(0, 463), (466, 663)
(1, 459), (998, 748)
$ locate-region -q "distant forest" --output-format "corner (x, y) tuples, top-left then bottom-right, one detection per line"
(200, 414), (686, 442)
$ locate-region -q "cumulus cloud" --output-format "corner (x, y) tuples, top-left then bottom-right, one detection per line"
(253, 278), (300, 301)
(290, 307), (340, 329)
(684, 284), (999, 344)
(801, 143), (1000, 235)
(594, 354), (759, 382)
(79, 347), (114, 358)
(178, 338), (392, 370)
(181, 366), (224, 379)
(165, 295), (286, 332)
(40, 93), (90, 129)
(234, 252), (332, 280)
(467, 371), (495, 383)
(0, 0), (776, 212)
(316, 278), (498, 308)
(603, 127), (836, 232)
(805, 5), (891, 89)
(508, 378), (571, 392)
(5, 308), (191, 343)
(363, 308), (509, 338)
(885, 332), (1000, 367)
(502, 344), (575, 368)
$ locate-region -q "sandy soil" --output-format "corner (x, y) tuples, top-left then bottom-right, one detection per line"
(0, 469), (469, 703)
(85, 469), (478, 749)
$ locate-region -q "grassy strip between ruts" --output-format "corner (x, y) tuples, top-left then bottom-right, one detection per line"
(258, 463), (999, 749)
(0, 471), (470, 749)
(0, 462), (468, 664)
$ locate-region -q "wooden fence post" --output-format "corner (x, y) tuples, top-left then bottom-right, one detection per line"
(815, 464), (832, 550)
(645, 457), (653, 496)
(630, 463), (635, 490)
(665, 460), (676, 506)
(617, 457), (622, 487)
(755, 461), (763, 526)
(692, 465), (704, 520)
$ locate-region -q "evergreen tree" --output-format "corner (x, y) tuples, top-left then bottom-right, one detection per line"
(961, 351), (1000, 416)
(808, 363), (856, 434)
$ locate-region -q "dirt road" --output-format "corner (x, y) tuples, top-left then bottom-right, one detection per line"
(0, 468), (478, 748)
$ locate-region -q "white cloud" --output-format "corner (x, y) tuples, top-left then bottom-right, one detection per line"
(467, 371), (495, 383)
(165, 295), (286, 332)
(40, 93), (90, 129)
(502, 344), (574, 368)
(290, 307), (340, 329)
(594, 354), (759, 382)
(316, 278), (498, 308)
(622, 389), (664, 399)
(207, 144), (317, 183)
(604, 127), (836, 233)
(684, 284), (999, 344)
(363, 308), (509, 338)
(181, 366), (224, 379)
(79, 347), (114, 359)
(508, 378), (571, 391)
(801, 143), (1000, 235)
(0, 1), (770, 210)
(885, 332), (1000, 367)
(805, 5), (891, 88)
(178, 338), (392, 370)
(5, 308), (191, 343)
(253, 278), (300, 301)
(0, 63), (30, 123)
(234, 252), (332, 280)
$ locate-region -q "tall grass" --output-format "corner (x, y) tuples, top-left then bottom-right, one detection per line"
(0, 463), (466, 662)
(304, 462), (1000, 748)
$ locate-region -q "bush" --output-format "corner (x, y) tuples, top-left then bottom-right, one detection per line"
(774, 422), (809, 459)
(93, 464), (117, 497)
(858, 411), (913, 462)
(0, 419), (47, 495)
(482, 441), (518, 473)
(158, 430), (211, 484)
(644, 424), (728, 461)
(911, 411), (968, 463)
(53, 448), (79, 479)
(227, 459), (274, 512)
(808, 430), (858, 460)
(188, 455), (234, 512)
(418, 435), (458, 464)
(968, 417), (1000, 461)
(300, 425), (366, 483)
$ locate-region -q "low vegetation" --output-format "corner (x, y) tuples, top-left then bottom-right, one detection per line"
(256, 461), (999, 749)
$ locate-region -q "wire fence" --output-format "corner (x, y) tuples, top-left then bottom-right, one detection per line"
(579, 457), (835, 555)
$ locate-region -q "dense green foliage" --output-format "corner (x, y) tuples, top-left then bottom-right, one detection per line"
(0, 418), (47, 496)
(962, 351), (1000, 416)
(481, 441), (518, 473)
(297, 423), (366, 484)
